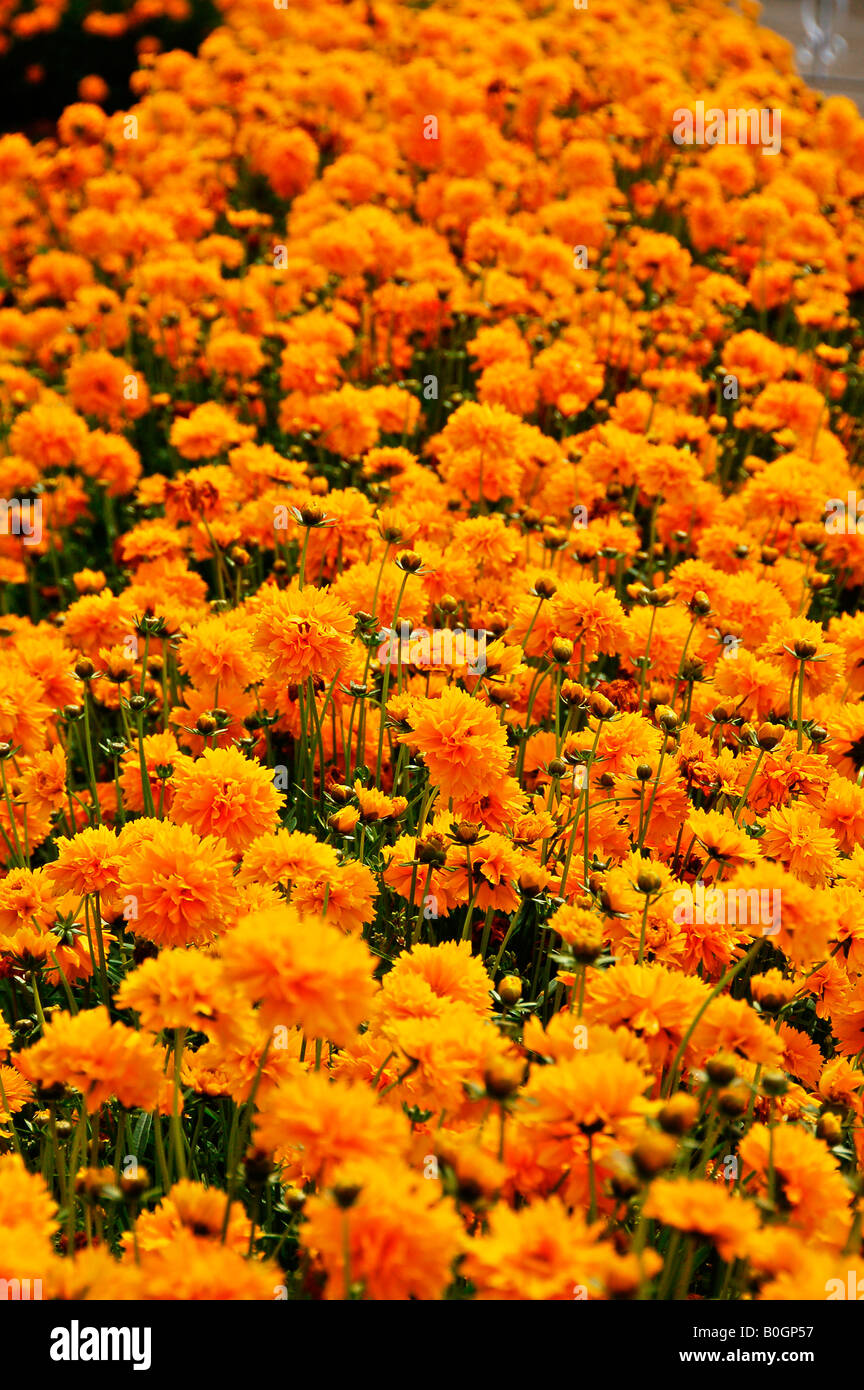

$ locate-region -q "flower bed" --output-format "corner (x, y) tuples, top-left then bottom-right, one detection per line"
(0, 0), (864, 1302)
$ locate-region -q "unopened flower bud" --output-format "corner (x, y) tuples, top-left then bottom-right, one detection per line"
(560, 680), (589, 707)
(609, 1155), (641, 1199)
(636, 869), (662, 895)
(797, 523), (824, 553)
(658, 1093), (700, 1135)
(333, 1181), (362, 1210)
(484, 1059), (524, 1100)
(717, 1085), (748, 1117)
(706, 1053), (738, 1087)
(498, 975), (522, 1006)
(633, 1131), (678, 1177)
(655, 705), (678, 731)
(518, 866), (547, 899)
(761, 1071), (788, 1098)
(120, 1167), (150, 1199)
(588, 691), (615, 720)
(416, 832), (448, 867)
(755, 722), (783, 751)
(244, 1147), (273, 1188)
(453, 821), (481, 845)
(532, 576), (557, 600)
(816, 1111), (843, 1144)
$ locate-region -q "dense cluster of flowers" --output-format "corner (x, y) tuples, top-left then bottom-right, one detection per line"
(1, 0), (864, 1302)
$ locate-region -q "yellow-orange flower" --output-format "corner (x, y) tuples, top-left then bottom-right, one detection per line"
(16, 1007), (165, 1113)
(219, 903), (376, 1046)
(170, 745), (284, 854)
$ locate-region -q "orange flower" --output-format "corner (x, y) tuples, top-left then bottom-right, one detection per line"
(47, 825), (124, 899)
(170, 745), (284, 855)
(169, 402), (254, 460)
(252, 584), (355, 685)
(739, 1124), (851, 1246)
(119, 819), (237, 947)
(0, 664), (54, 754)
(219, 903), (376, 1045)
(205, 331), (265, 381)
(378, 940), (493, 1017)
(254, 1072), (409, 1181)
(381, 834), (456, 916)
(301, 1158), (462, 1300)
(15, 746), (66, 819)
(461, 1199), (615, 1301)
(237, 829), (339, 889)
(9, 400), (89, 468)
(550, 579), (630, 665)
(401, 686), (510, 801)
(290, 859), (378, 934)
(760, 803), (839, 887)
(584, 961), (712, 1070)
(67, 350), (150, 424)
(0, 1066), (34, 1115)
(119, 732), (191, 816)
(685, 809), (760, 876)
(352, 779), (407, 823)
(115, 949), (241, 1043)
(446, 832), (524, 913)
(0, 870), (57, 937)
(178, 615), (264, 695)
(130, 1243), (279, 1301)
(252, 126), (318, 200)
(520, 1051), (648, 1151)
(0, 1153), (57, 1246)
(759, 617), (845, 697)
(819, 775), (864, 856)
(432, 401), (531, 504)
(643, 1179), (761, 1261)
(377, 1003), (512, 1113)
(690, 995), (785, 1070)
(16, 1007), (165, 1113)
(122, 1180), (252, 1258)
